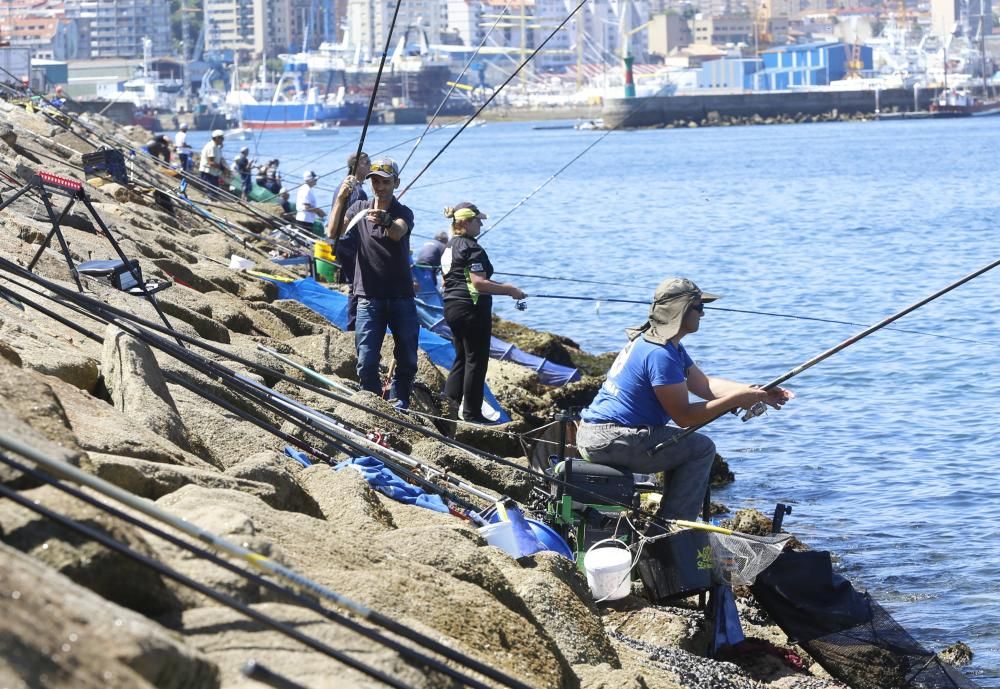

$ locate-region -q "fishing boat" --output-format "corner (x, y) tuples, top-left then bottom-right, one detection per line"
(928, 89), (1000, 117)
(280, 25), (458, 115)
(303, 122), (340, 136)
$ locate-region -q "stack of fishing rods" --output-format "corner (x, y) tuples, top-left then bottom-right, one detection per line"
(0, 249), (697, 531)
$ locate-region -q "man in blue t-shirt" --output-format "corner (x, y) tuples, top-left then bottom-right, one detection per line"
(578, 277), (794, 523)
(327, 157), (419, 409)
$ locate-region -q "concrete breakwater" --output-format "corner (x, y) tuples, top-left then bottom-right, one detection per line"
(602, 88), (936, 129)
(0, 96), (975, 689)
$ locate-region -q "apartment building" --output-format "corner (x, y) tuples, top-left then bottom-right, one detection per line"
(64, 0), (171, 57)
(0, 10), (80, 60)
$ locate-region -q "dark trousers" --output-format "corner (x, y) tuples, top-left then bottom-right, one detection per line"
(444, 299), (492, 417)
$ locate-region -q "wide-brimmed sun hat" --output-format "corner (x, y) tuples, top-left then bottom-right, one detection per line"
(625, 277), (720, 345)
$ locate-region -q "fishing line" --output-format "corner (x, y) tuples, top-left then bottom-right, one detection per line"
(397, 0), (591, 198)
(521, 293), (991, 346)
(397, 0), (513, 175)
(479, 128), (615, 240)
(651, 256), (1000, 453)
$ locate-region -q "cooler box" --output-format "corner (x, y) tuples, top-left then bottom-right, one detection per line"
(637, 528), (712, 601)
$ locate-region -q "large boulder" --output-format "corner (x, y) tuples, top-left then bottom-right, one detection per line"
(0, 485), (184, 619)
(101, 324), (195, 453)
(224, 451), (323, 517)
(0, 542), (219, 689)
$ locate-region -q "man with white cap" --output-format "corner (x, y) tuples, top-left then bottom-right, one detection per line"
(198, 129), (229, 188)
(326, 157), (418, 409)
(295, 170), (325, 231)
(576, 278), (794, 524)
(175, 123), (192, 172)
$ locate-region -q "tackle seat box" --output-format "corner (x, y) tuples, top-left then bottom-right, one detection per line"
(550, 459), (636, 507)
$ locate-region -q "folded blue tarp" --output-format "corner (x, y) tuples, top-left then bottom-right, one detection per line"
(335, 456), (449, 513)
(260, 276), (511, 423)
(411, 266), (581, 387)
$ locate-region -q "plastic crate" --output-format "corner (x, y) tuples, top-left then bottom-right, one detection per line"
(82, 148), (128, 185)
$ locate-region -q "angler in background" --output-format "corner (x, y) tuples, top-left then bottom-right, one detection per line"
(198, 129), (230, 188)
(329, 151), (371, 331)
(277, 187), (294, 220)
(233, 146), (255, 201)
(440, 203), (524, 424)
(576, 278), (793, 526)
(416, 231), (449, 268)
(265, 159), (282, 194)
(295, 170), (326, 232)
(174, 123), (192, 172)
(144, 134), (171, 163)
(326, 157), (418, 409)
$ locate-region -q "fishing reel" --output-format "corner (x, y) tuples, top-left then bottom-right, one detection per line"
(741, 401), (767, 422)
(515, 299), (527, 311)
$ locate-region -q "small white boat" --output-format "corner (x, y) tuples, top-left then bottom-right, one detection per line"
(303, 122), (340, 136)
(574, 119), (603, 130)
(224, 127), (251, 140)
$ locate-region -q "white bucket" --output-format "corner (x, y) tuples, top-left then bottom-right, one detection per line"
(583, 539), (633, 602)
(228, 254), (255, 270)
(479, 521), (525, 558)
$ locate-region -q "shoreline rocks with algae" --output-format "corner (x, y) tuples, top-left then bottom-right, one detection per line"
(0, 98), (947, 689)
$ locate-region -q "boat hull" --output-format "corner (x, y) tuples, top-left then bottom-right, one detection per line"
(240, 102), (368, 129)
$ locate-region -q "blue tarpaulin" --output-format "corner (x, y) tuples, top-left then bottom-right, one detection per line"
(412, 266), (581, 387)
(261, 276), (511, 423)
(335, 456), (449, 513)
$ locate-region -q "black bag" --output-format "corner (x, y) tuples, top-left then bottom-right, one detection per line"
(637, 528), (713, 601)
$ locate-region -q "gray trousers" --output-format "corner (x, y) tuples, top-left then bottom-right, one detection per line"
(576, 421), (716, 521)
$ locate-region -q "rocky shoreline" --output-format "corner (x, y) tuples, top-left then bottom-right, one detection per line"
(0, 98), (969, 689)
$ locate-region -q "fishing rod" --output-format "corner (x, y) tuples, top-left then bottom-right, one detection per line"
(519, 292), (990, 346)
(397, 0), (590, 198)
(0, 268), (492, 509)
(397, 1), (513, 175)
(330, 0), (406, 260)
(0, 471), (418, 689)
(1, 274), (481, 519)
(0, 451), (522, 689)
(0, 259), (719, 533)
(0, 306), (540, 689)
(651, 256), (1000, 453)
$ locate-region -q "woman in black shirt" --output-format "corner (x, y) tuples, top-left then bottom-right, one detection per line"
(440, 202), (524, 423)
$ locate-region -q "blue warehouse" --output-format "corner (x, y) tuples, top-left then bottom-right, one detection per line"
(755, 42), (874, 90)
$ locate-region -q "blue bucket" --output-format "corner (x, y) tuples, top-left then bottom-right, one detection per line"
(487, 512), (573, 560)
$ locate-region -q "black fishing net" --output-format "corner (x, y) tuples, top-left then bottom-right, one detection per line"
(750, 550), (980, 689)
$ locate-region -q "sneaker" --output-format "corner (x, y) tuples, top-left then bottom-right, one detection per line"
(391, 399), (409, 411)
(460, 412), (499, 426)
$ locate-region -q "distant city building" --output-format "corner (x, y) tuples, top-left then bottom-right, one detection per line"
(203, 0), (256, 54)
(691, 13), (754, 45)
(0, 6), (81, 60)
(347, 0), (446, 60)
(64, 0), (171, 58)
(930, 0), (991, 40)
(648, 12), (693, 55)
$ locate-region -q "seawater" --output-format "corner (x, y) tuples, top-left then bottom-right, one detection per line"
(195, 117), (999, 684)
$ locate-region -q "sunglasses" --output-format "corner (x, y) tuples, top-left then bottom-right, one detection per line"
(370, 162), (397, 175)
(690, 302), (705, 313)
